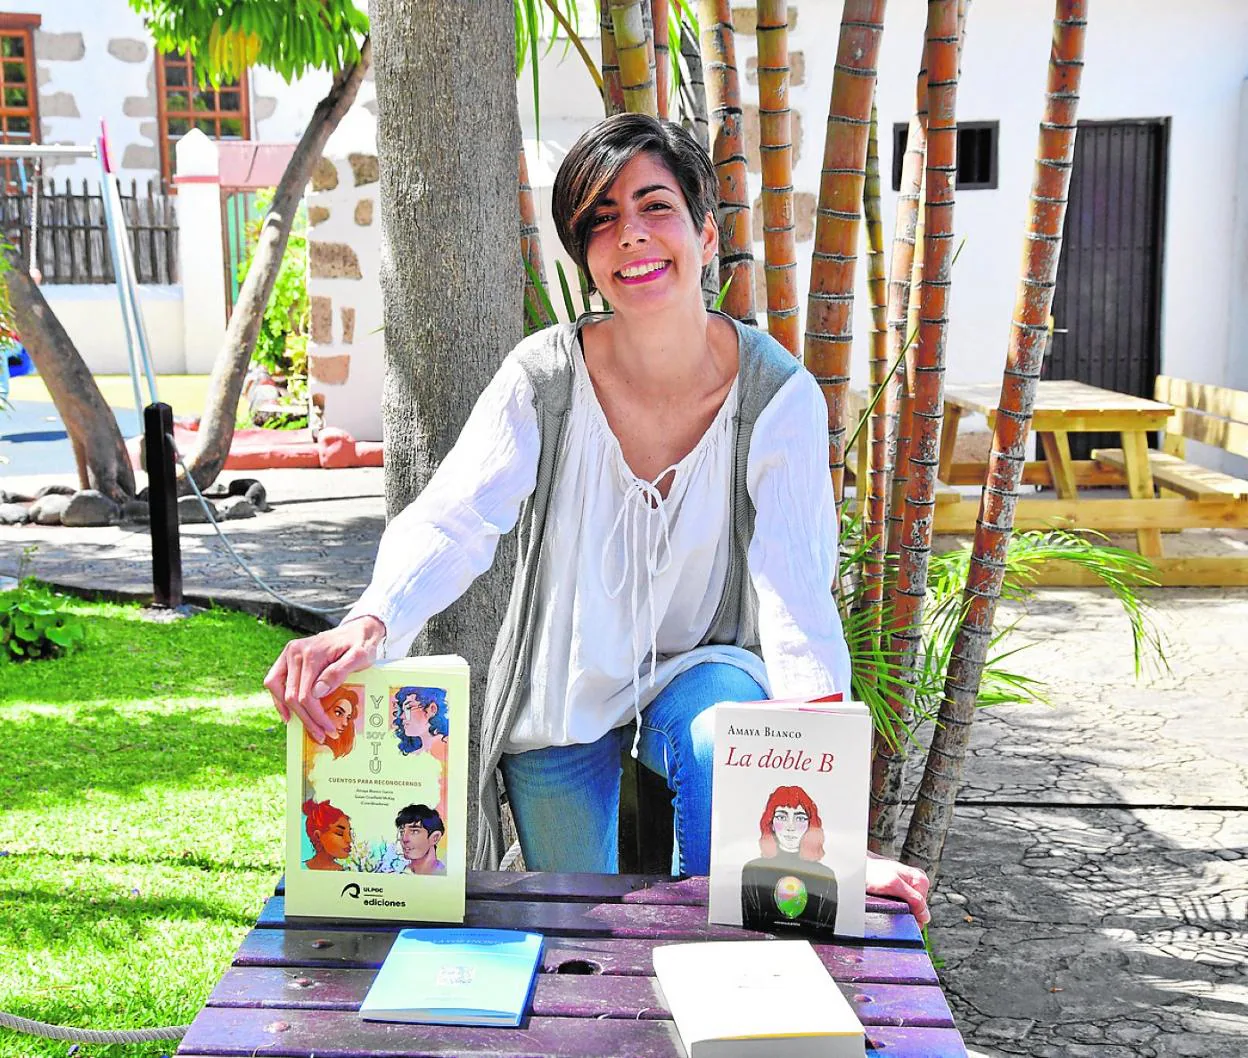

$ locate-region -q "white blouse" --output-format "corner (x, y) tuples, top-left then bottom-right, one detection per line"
(345, 341), (851, 755)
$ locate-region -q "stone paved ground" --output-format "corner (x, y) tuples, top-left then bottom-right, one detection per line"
(2, 468), (1245, 1056)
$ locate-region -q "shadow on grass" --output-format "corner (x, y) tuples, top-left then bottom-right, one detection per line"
(0, 880), (260, 951)
(0, 705), (285, 813)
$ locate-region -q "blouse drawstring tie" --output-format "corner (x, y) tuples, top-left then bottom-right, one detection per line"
(601, 463), (678, 758)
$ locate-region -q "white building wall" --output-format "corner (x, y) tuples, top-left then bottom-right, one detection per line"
(41, 284), (185, 375)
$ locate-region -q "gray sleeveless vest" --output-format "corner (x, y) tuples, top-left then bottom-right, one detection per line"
(472, 312), (799, 869)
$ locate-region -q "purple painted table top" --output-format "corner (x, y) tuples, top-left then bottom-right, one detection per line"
(176, 871), (967, 1058)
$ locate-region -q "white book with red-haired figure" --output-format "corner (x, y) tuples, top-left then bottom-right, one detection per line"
(707, 696), (871, 938)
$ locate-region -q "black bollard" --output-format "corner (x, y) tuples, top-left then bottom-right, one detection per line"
(144, 401), (183, 608)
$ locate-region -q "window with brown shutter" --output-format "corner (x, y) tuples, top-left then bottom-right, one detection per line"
(0, 13), (41, 190)
(155, 49), (250, 188)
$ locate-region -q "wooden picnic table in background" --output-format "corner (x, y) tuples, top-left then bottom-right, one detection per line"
(174, 871), (968, 1058)
(936, 379), (1175, 558)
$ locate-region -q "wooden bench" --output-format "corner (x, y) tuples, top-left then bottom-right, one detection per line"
(1093, 376), (1248, 501)
(1084, 375), (1248, 585)
(174, 871), (969, 1058)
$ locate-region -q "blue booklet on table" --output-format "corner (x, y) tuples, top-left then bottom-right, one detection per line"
(359, 928), (544, 1027)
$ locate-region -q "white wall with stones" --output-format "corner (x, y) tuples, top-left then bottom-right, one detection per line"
(304, 108), (383, 442)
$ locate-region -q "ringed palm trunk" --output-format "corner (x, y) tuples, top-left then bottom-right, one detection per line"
(803, 0), (887, 508)
(600, 5), (627, 116)
(519, 145), (553, 332)
(754, 0), (799, 354)
(610, 0), (658, 116)
(861, 100), (889, 635)
(4, 254), (135, 501)
(870, 0), (971, 853)
(679, 23), (711, 150)
(902, 0), (1089, 878)
(653, 0), (671, 118)
(182, 40), (371, 490)
(872, 0), (960, 856)
(698, 0), (755, 323)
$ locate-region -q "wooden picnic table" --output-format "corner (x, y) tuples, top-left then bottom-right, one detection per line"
(175, 871), (968, 1058)
(937, 379), (1175, 557)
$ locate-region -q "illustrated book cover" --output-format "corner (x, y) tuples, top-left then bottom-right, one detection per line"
(359, 927), (543, 1027)
(707, 695), (870, 938)
(284, 655), (469, 922)
(652, 940), (865, 1057)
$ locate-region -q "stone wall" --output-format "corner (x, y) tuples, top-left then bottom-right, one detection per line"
(304, 110), (384, 442)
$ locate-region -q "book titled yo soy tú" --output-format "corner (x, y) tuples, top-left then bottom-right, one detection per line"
(708, 695), (870, 938)
(284, 655), (469, 922)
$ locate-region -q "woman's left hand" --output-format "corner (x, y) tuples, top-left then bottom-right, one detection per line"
(865, 852), (931, 927)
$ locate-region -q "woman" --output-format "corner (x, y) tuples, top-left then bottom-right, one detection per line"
(303, 798), (354, 871)
(308, 685), (359, 761)
(392, 686), (450, 758)
(266, 114), (929, 925)
(740, 785), (839, 933)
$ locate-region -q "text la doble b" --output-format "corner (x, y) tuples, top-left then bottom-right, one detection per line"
(722, 745), (835, 773)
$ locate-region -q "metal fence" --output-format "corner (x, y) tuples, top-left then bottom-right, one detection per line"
(0, 178), (178, 285)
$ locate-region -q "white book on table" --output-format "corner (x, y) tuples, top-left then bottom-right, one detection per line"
(652, 940), (865, 1057)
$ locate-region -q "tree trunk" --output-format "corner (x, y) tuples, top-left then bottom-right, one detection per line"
(653, 0), (671, 118)
(4, 252), (135, 501)
(676, 23), (719, 307)
(902, 0), (1088, 879)
(679, 23), (710, 151)
(372, 0), (521, 856)
(871, 0), (960, 857)
(698, 0), (755, 323)
(181, 40), (371, 491)
(861, 100), (889, 636)
(519, 145), (554, 332)
(600, 4), (627, 116)
(803, 0), (887, 508)
(754, 0), (799, 354)
(611, 0), (658, 116)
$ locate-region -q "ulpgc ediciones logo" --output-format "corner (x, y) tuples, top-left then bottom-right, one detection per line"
(340, 882), (361, 900)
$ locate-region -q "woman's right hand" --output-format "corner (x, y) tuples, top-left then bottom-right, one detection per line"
(264, 616), (386, 741)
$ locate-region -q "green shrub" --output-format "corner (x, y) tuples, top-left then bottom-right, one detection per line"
(0, 579), (87, 662)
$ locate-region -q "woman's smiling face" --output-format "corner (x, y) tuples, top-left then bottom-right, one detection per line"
(584, 152), (716, 310)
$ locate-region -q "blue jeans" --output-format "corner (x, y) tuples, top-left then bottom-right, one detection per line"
(499, 662), (766, 876)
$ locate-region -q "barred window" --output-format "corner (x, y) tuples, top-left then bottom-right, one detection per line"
(156, 50), (250, 188)
(0, 13), (41, 189)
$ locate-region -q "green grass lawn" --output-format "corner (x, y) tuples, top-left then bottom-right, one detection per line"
(0, 595), (297, 1058)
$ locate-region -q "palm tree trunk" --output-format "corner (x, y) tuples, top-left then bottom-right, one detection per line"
(653, 0), (671, 118)
(803, 0), (887, 508)
(902, 0), (1088, 879)
(861, 100), (889, 633)
(600, 5), (627, 116)
(4, 253), (135, 501)
(698, 0), (755, 323)
(519, 145), (553, 332)
(182, 40), (371, 490)
(679, 23), (710, 150)
(870, 0), (961, 856)
(610, 0), (658, 116)
(870, 0), (971, 854)
(754, 0), (799, 354)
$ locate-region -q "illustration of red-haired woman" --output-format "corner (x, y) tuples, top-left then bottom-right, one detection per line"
(740, 785), (839, 933)
(303, 798), (354, 871)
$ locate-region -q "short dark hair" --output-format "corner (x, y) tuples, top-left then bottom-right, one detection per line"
(395, 803), (444, 836)
(551, 113), (718, 291)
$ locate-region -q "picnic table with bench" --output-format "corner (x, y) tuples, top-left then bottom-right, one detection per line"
(929, 377), (1248, 586)
(174, 871), (968, 1058)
